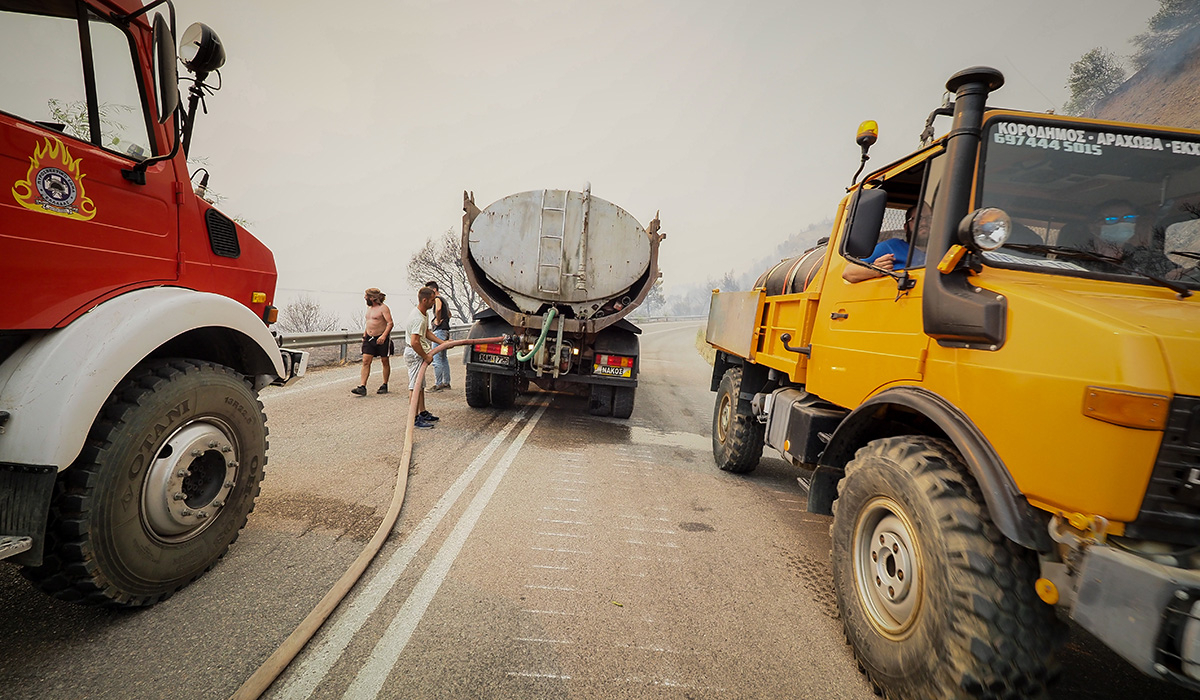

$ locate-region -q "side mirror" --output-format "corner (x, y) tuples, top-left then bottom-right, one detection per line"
(843, 188), (888, 259)
(152, 13), (179, 124)
(180, 23), (225, 75)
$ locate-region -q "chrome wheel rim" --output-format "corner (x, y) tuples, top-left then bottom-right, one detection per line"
(141, 418), (239, 543)
(853, 496), (922, 638)
(717, 393), (732, 444)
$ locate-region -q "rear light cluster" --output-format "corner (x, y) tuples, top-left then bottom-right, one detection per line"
(596, 354), (634, 368)
(474, 343), (511, 356)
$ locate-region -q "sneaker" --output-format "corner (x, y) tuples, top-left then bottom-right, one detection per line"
(437, 383), (452, 391)
(419, 410), (440, 422)
(428, 384), (443, 393)
(414, 417), (435, 429)
(377, 384), (388, 394)
(351, 385), (367, 396)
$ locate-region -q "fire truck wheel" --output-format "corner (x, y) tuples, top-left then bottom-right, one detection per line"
(830, 436), (1059, 700)
(21, 359), (266, 608)
(711, 367), (763, 473)
(612, 387), (635, 419)
(491, 374), (517, 409)
(588, 385), (614, 416)
(465, 368), (491, 408)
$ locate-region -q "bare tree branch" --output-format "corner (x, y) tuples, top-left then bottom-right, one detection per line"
(407, 228), (485, 323)
(275, 294), (342, 333)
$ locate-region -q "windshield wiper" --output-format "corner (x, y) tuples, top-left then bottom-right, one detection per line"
(1000, 243), (1192, 299)
(1168, 250), (1200, 262)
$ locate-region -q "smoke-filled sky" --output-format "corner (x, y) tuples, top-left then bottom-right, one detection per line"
(171, 0), (1157, 321)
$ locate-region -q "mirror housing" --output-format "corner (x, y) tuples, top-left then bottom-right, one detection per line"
(842, 188), (889, 259)
(180, 23), (225, 74)
(152, 13), (179, 124)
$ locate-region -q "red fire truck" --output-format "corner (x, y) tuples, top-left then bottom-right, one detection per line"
(0, 0), (305, 606)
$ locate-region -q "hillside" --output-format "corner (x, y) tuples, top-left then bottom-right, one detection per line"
(1093, 28), (1200, 128)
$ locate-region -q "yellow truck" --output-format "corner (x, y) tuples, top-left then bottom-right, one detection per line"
(706, 66), (1200, 698)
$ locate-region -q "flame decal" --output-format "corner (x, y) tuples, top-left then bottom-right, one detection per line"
(12, 137), (96, 221)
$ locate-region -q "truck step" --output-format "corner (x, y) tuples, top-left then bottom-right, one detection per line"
(0, 535), (33, 561)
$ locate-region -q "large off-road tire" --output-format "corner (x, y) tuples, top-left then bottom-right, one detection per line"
(21, 360), (267, 607)
(711, 367), (763, 473)
(613, 386), (635, 419)
(465, 368), (490, 408)
(830, 436), (1060, 700)
(490, 374), (517, 409)
(588, 385), (614, 416)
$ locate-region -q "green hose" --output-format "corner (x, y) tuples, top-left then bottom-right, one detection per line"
(517, 308), (558, 362)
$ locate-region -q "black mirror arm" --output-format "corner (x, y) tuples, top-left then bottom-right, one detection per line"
(844, 255), (910, 285)
(122, 104), (182, 184)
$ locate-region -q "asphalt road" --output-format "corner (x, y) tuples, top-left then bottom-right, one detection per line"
(0, 320), (1195, 699)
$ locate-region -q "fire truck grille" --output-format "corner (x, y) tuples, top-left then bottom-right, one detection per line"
(205, 209), (241, 258)
(1126, 395), (1200, 546)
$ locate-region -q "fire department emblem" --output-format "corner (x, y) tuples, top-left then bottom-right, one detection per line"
(12, 137), (96, 221)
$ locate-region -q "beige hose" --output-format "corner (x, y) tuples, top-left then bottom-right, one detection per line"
(229, 335), (506, 700)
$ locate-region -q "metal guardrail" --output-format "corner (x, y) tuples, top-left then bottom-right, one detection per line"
(277, 316), (705, 359)
(277, 325), (472, 361)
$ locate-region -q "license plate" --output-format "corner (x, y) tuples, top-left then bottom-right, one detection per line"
(476, 353), (510, 366)
(594, 365), (631, 378)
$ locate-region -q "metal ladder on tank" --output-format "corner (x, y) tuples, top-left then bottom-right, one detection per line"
(536, 190), (567, 294)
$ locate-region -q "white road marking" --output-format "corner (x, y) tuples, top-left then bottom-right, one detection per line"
(342, 403), (549, 699)
(506, 671), (573, 679)
(538, 519), (591, 525)
(511, 638), (574, 645)
(275, 405), (537, 700)
(530, 547), (591, 555)
(536, 532), (588, 539)
(521, 609), (580, 616)
(530, 564), (570, 571)
(524, 584), (577, 591)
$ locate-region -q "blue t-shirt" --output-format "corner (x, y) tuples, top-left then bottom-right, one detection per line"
(865, 237), (925, 271)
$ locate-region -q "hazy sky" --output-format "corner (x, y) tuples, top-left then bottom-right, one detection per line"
(171, 0), (1158, 322)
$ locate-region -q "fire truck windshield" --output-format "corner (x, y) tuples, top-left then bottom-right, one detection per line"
(977, 118), (1200, 290)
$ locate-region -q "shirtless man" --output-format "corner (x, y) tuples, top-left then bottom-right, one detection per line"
(351, 287), (394, 396)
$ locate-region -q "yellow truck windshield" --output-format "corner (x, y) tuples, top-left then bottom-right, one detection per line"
(977, 118), (1200, 290)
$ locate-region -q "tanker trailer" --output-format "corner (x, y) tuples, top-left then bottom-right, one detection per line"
(461, 187), (664, 419)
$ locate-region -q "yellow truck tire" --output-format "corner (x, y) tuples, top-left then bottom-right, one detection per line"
(712, 367), (764, 473)
(830, 436), (1060, 700)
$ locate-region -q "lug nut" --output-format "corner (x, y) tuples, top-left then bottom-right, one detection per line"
(221, 445), (232, 453)
(208, 441), (218, 448)
(892, 544), (899, 553)
(190, 449), (203, 457)
(898, 570), (904, 581)
(871, 551), (878, 562)
(1175, 590), (1189, 601)
(224, 482), (235, 489)
(229, 461), (239, 468)
(212, 500), (225, 508)
(177, 470), (191, 478)
(195, 512), (208, 520)
(173, 492), (186, 501)
(180, 509), (193, 517)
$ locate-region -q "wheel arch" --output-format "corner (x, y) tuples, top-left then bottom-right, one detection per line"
(0, 287), (283, 471)
(814, 386), (1050, 551)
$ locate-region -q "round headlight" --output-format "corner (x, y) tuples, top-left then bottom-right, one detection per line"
(961, 207), (1011, 251)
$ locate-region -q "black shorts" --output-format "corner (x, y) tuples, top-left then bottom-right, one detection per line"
(362, 334), (394, 357)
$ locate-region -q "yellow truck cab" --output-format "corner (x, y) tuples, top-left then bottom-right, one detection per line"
(706, 66), (1200, 699)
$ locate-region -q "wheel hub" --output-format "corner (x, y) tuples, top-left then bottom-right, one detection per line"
(853, 500), (922, 637)
(142, 421), (238, 541)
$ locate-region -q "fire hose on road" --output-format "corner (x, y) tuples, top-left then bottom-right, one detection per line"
(229, 335), (510, 700)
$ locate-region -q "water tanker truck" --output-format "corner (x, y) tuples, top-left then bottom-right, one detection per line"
(707, 66), (1200, 697)
(461, 188), (664, 418)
